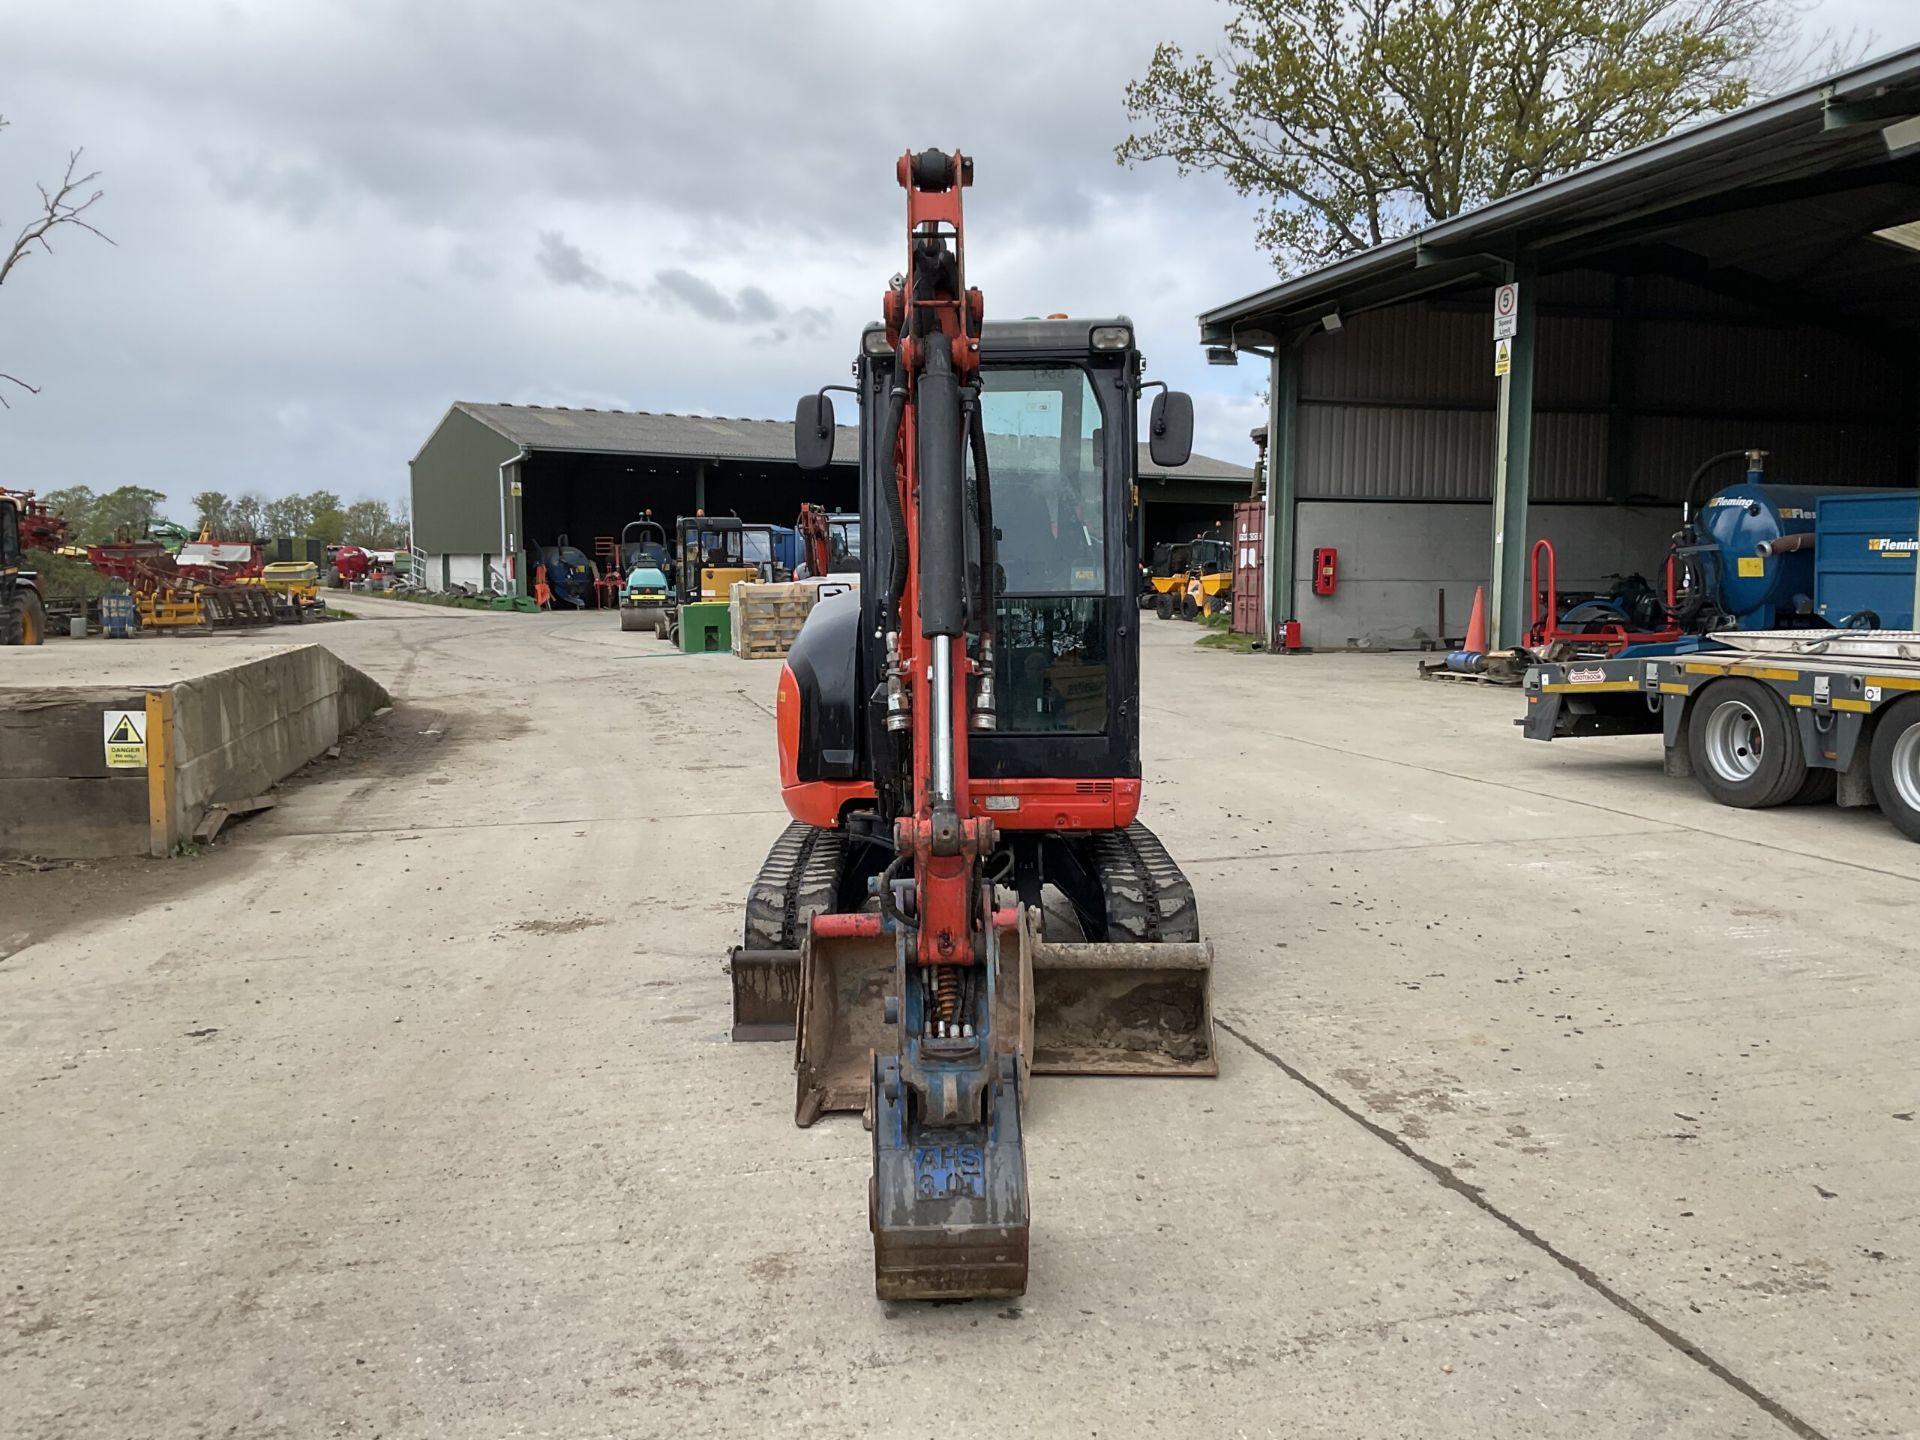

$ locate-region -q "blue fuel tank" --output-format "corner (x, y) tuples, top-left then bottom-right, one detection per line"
(1696, 483), (1881, 629)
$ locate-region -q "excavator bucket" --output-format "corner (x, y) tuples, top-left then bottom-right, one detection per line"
(794, 912), (1032, 1128)
(1022, 913), (1217, 1077)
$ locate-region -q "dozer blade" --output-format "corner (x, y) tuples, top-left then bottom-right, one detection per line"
(1023, 911), (1217, 1077)
(728, 947), (800, 1042)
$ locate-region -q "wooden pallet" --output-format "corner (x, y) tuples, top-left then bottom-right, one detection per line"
(730, 581), (835, 660)
(1416, 657), (1525, 687)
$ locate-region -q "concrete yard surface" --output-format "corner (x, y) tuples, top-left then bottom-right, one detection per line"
(2, 596), (1914, 1438)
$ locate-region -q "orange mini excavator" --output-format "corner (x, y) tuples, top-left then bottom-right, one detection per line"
(733, 150), (1217, 1300)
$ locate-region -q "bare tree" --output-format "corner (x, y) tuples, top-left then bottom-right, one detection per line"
(0, 115), (113, 406)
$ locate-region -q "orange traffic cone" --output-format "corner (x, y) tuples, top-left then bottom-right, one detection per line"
(1464, 585), (1489, 653)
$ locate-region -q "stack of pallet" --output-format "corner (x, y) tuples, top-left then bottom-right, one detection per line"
(729, 579), (856, 660)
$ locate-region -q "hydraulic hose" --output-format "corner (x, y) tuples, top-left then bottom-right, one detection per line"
(968, 394), (997, 641)
(876, 852), (912, 934)
(881, 384), (908, 623)
(1682, 448), (1754, 517)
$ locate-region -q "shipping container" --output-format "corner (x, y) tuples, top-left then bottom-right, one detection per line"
(1231, 499), (1266, 640)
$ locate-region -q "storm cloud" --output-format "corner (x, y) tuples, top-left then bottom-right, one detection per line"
(536, 231), (637, 296)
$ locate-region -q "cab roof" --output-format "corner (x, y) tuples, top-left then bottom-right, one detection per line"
(860, 316), (1134, 355)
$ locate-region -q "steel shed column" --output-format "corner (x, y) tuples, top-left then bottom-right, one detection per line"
(497, 450), (526, 597)
(1490, 264), (1536, 649)
(694, 459), (709, 513)
(1265, 345), (1300, 645)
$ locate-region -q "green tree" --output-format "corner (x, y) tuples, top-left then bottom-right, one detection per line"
(229, 491), (267, 540)
(88, 485), (167, 542)
(1117, 0), (1796, 275)
(190, 490), (232, 536)
(306, 490), (346, 544)
(41, 484), (97, 537)
(340, 498), (402, 547)
(29, 483), (167, 597)
(262, 494), (313, 539)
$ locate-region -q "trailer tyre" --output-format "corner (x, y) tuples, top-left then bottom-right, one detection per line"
(1789, 768), (1838, 806)
(1869, 698), (1920, 841)
(1687, 678), (1804, 810)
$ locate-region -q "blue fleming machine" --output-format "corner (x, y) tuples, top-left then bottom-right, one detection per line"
(1681, 458), (1917, 633)
(1811, 492), (1918, 630)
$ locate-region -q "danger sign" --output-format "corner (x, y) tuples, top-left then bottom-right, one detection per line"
(103, 708), (148, 769)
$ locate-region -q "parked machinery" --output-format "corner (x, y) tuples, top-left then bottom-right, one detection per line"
(795, 502), (861, 577)
(618, 518), (671, 633)
(1528, 451), (1913, 658)
(0, 488), (62, 645)
(529, 535), (595, 609)
(1144, 540), (1188, 613)
(1147, 536), (1231, 621)
(655, 515), (784, 643)
(1523, 452), (1920, 837)
(735, 149), (1216, 1300)
(1179, 534), (1233, 620)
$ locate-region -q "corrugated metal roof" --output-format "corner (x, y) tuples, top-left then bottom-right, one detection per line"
(453, 400), (1251, 485)
(1138, 444), (1254, 485)
(453, 402), (862, 465)
(1198, 44), (1920, 340)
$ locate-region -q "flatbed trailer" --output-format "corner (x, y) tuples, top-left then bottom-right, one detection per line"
(1521, 630), (1920, 840)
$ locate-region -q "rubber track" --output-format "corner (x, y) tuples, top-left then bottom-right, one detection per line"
(1089, 821), (1200, 944)
(742, 820), (843, 950)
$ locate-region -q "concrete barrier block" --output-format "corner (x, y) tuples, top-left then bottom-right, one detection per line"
(0, 644), (390, 861)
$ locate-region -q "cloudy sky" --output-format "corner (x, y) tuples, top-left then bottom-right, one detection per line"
(3, 0), (1916, 521)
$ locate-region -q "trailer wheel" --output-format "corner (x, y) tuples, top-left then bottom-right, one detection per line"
(1687, 678), (1804, 809)
(1789, 768), (1838, 805)
(1869, 698), (1920, 841)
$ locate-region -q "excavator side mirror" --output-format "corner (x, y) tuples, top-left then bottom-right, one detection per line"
(795, 394), (836, 473)
(1149, 391), (1194, 469)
